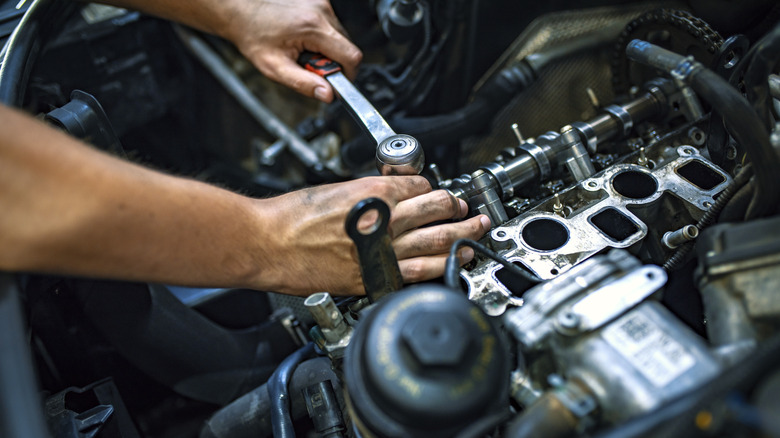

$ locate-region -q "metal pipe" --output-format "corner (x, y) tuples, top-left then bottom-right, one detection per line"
(304, 292), (349, 343)
(173, 25), (321, 169)
(662, 225), (699, 249)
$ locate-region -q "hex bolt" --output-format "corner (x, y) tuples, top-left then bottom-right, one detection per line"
(688, 126), (706, 146)
(401, 312), (471, 367)
(557, 311), (580, 331)
(662, 224), (699, 249)
(726, 145), (738, 160)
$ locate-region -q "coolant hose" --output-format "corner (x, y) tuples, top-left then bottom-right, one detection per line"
(268, 343), (316, 438)
(743, 23), (780, 131)
(445, 238), (541, 293)
(626, 40), (780, 219)
(200, 357), (340, 438)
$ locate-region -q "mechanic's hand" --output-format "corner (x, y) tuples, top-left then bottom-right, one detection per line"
(255, 176), (490, 296)
(225, 0), (362, 102)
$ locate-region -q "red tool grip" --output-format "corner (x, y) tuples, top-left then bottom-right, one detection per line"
(298, 51), (342, 77)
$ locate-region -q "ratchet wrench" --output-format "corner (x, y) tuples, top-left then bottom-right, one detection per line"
(299, 52), (425, 175)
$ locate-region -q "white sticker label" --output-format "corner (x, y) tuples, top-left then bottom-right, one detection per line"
(602, 310), (696, 388)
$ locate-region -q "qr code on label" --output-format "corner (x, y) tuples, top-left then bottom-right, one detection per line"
(620, 317), (652, 342)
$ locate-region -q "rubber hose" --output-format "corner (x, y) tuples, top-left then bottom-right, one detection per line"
(689, 69), (778, 218)
(200, 357), (339, 438)
(718, 178), (755, 223)
(445, 238), (541, 293)
(268, 343), (316, 438)
(76, 281), (296, 405)
(627, 40), (779, 218)
(743, 23), (780, 131)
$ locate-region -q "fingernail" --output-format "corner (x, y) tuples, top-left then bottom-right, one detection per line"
(313, 86), (329, 102)
(460, 247), (475, 263)
(459, 199), (468, 218)
(480, 215), (491, 231)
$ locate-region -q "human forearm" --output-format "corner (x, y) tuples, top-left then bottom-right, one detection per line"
(0, 105), (271, 288)
(0, 106), (488, 295)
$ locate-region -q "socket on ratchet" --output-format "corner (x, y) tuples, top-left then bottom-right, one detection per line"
(299, 52), (425, 175)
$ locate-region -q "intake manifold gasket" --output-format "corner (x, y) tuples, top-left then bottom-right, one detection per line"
(462, 145), (731, 316)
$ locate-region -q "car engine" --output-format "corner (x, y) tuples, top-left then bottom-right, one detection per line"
(2, 1), (780, 437)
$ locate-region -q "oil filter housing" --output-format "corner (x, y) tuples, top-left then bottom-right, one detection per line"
(344, 285), (510, 437)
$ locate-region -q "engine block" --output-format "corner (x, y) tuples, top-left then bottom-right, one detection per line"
(463, 140), (732, 315)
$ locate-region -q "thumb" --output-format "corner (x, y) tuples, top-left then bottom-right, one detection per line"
(255, 51), (335, 102)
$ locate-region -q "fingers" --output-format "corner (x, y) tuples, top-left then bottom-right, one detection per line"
(254, 51), (335, 102)
(398, 247), (476, 284)
(355, 176), (431, 207)
(305, 29), (363, 80)
(393, 215), (490, 260)
(390, 190), (467, 235)
(249, 13), (361, 102)
(254, 40), (360, 103)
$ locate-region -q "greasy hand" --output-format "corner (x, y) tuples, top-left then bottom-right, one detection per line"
(254, 176), (490, 296)
(225, 0), (362, 102)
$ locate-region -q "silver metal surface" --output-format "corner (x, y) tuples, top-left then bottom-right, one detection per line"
(662, 224), (698, 249)
(504, 252), (719, 423)
(560, 128), (596, 181)
(504, 250), (641, 346)
(376, 133), (425, 175)
(173, 26), (321, 168)
(304, 293), (347, 338)
(563, 302), (720, 423)
(568, 265), (666, 332)
(483, 162), (514, 199)
(571, 121), (598, 154)
(469, 171), (509, 227)
(518, 142), (551, 180)
(699, 244), (780, 365)
(603, 104), (633, 137)
(304, 292), (353, 356)
(464, 143), (731, 315)
(327, 72), (396, 145)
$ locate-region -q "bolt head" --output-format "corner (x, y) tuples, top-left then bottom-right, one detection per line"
(557, 311), (580, 330)
(401, 312), (471, 367)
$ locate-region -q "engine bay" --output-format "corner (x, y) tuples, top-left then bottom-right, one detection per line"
(2, 0), (780, 437)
